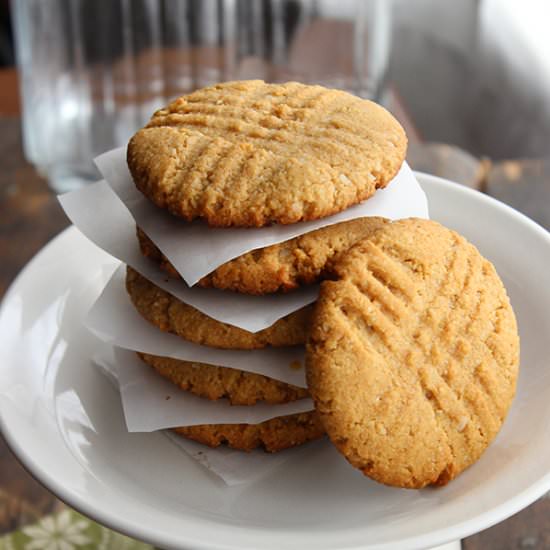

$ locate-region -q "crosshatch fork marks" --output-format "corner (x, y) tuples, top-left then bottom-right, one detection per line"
(306, 219), (519, 488)
(149, 107), (384, 165)
(128, 80), (407, 227)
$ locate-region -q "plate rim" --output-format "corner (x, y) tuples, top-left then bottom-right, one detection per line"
(1, 172), (550, 550)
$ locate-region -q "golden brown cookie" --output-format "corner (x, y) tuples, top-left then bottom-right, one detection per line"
(127, 80), (407, 227)
(172, 411), (324, 452)
(137, 217), (389, 294)
(306, 218), (519, 488)
(138, 352), (308, 405)
(126, 266), (311, 349)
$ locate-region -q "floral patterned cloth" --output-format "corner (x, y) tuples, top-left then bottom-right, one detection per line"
(0, 509), (152, 550)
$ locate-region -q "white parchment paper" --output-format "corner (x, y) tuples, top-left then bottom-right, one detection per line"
(59, 181), (318, 332)
(94, 346), (313, 431)
(86, 265), (308, 388)
(95, 147), (429, 286)
(163, 433), (326, 486)
(94, 346), (322, 486)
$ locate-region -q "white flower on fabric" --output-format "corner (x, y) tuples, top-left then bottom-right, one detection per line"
(22, 510), (91, 550)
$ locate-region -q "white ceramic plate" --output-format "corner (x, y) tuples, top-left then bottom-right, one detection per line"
(1, 174), (550, 550)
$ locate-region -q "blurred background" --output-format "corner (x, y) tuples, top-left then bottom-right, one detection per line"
(1, 2), (550, 548)
(1, 0), (549, 193)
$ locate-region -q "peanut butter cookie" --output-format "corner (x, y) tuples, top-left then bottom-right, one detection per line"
(173, 411), (324, 452)
(306, 219), (519, 488)
(138, 352), (308, 405)
(126, 266), (311, 349)
(127, 80), (406, 227)
(137, 217), (389, 294)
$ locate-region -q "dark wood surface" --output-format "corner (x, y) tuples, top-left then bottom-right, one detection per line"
(1, 106), (550, 548)
(0, 117), (68, 534)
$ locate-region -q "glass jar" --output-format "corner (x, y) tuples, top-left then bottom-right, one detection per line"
(12, 0), (392, 192)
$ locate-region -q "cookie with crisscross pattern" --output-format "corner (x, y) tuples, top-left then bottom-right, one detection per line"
(306, 218), (519, 488)
(127, 80), (406, 227)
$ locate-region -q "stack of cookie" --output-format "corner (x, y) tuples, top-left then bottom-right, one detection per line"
(122, 80), (407, 453)
(121, 80), (519, 488)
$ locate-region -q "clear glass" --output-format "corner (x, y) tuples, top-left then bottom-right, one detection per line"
(12, 0), (392, 193)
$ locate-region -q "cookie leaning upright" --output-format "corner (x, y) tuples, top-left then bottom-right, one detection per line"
(127, 80), (407, 227)
(306, 219), (519, 488)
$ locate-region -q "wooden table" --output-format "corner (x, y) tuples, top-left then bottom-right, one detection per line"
(1, 76), (550, 549)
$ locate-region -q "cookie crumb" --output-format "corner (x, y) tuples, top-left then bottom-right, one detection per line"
(289, 360), (302, 371)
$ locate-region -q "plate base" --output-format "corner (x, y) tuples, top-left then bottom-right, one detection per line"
(3, 175), (550, 550)
(430, 541), (462, 550)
